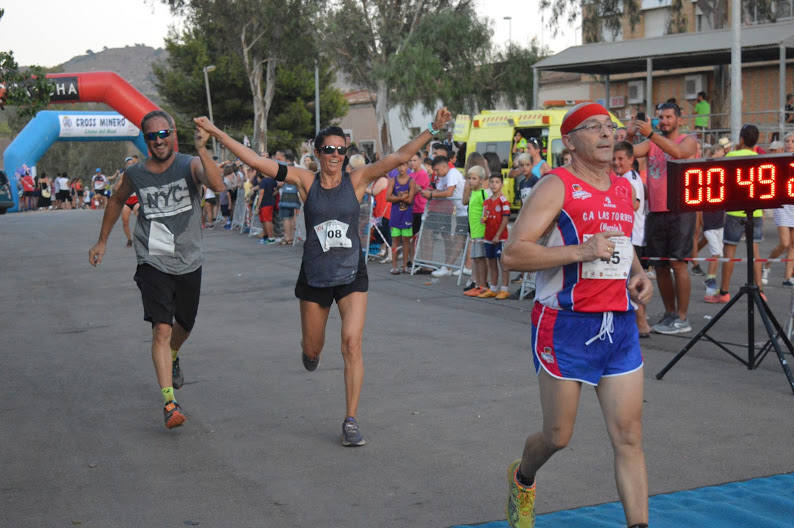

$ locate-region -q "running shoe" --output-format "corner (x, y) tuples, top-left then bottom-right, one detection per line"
(224, 222), (232, 230)
(431, 266), (451, 277)
(651, 312), (676, 333)
(478, 289), (498, 298)
(495, 290), (511, 300)
(653, 317), (692, 335)
(243, 227), (251, 234)
(463, 281), (477, 291)
(464, 287), (484, 297)
(163, 401), (186, 429)
(704, 292), (730, 304)
(379, 253), (392, 264)
(172, 357), (183, 390)
(342, 417), (366, 447)
(784, 278), (794, 287)
(302, 352), (319, 372)
(506, 459), (535, 528)
(704, 277), (718, 292)
(762, 266), (770, 285)
(691, 264), (705, 276)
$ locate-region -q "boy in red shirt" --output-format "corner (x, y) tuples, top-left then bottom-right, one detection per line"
(479, 174), (511, 300)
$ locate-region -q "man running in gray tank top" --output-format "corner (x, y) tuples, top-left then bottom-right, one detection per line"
(195, 108), (452, 446)
(89, 110), (225, 429)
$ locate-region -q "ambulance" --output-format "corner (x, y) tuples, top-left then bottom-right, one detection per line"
(453, 104), (622, 210)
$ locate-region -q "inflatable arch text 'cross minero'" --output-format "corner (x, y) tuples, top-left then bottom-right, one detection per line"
(1, 72), (161, 212)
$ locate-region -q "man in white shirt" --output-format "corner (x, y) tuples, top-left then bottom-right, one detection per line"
(420, 155), (467, 277)
(92, 168), (108, 209)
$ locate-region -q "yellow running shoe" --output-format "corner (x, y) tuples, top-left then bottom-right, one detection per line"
(506, 459), (535, 528)
(478, 289), (498, 298)
(495, 290), (511, 300)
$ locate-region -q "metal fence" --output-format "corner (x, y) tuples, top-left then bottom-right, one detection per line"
(411, 197), (469, 284)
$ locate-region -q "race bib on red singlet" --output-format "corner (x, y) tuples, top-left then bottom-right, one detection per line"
(581, 235), (632, 279)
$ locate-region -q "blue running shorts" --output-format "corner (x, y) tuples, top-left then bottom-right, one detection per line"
(530, 302), (643, 386)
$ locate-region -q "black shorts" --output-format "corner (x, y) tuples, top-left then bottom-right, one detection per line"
(294, 253), (368, 308)
(205, 197), (217, 206)
(124, 201), (137, 211)
(645, 211), (696, 266)
(134, 264), (202, 332)
(220, 204), (231, 217)
(634, 244), (649, 270)
(56, 190), (70, 201)
(412, 212), (423, 235)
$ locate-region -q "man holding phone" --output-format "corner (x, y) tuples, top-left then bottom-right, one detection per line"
(629, 102), (698, 335)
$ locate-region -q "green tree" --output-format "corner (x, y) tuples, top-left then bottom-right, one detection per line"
(163, 0), (316, 153)
(153, 25), (347, 154)
(324, 1), (542, 154)
(323, 0), (491, 154)
(0, 9), (53, 119)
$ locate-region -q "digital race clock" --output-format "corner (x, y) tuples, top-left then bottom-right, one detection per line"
(666, 153), (794, 212)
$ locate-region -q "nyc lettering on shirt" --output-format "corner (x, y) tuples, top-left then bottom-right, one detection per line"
(139, 180), (192, 219)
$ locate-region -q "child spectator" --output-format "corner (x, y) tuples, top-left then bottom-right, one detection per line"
(463, 165), (489, 296)
(257, 170), (278, 244)
(700, 211), (725, 296)
(614, 141), (651, 337)
(386, 162), (417, 273)
(478, 173), (511, 300)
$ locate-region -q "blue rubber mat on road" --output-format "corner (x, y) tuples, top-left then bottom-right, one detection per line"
(452, 473), (794, 528)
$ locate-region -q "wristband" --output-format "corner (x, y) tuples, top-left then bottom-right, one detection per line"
(646, 131), (654, 139)
(275, 163), (288, 182)
(427, 122), (439, 135)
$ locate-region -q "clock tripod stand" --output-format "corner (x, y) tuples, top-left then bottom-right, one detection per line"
(655, 212), (794, 394)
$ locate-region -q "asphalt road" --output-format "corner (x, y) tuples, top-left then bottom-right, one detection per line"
(2, 209), (793, 528)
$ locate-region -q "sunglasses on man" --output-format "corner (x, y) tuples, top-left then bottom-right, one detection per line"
(318, 145), (348, 155)
(144, 129), (174, 141)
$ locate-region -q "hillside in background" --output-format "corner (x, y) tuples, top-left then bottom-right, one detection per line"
(1, 46), (168, 179)
(0, 45), (167, 138)
(55, 45), (167, 104)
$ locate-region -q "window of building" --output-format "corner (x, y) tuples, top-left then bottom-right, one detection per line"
(644, 7), (670, 38)
(359, 140), (375, 161)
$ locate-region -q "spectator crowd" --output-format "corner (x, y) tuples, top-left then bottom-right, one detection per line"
(9, 96), (794, 341)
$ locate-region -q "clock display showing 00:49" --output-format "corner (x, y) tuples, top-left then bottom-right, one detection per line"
(666, 153), (794, 212)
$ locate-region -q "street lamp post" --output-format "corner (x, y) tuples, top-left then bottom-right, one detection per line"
(503, 16), (512, 47)
(202, 64), (218, 158)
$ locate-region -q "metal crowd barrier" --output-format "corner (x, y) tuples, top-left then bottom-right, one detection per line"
(411, 197), (469, 285)
(230, 188), (248, 231)
(359, 194), (374, 258)
(248, 195), (263, 238)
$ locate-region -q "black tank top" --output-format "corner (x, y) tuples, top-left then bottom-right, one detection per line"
(301, 172), (361, 287)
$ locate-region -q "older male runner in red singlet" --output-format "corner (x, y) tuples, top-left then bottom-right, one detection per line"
(501, 103), (653, 528)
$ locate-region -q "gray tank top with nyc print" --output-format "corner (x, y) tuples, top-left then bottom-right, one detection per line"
(124, 153), (203, 275)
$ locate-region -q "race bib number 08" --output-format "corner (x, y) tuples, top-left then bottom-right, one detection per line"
(581, 234), (632, 279)
(314, 219), (352, 252)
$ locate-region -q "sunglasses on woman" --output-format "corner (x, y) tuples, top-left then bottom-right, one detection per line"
(318, 145), (347, 155)
(144, 129), (174, 141)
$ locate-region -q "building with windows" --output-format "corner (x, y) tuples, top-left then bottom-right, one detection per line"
(535, 1), (794, 143)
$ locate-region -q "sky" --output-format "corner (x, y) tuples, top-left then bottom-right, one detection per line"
(0, 0), (581, 68)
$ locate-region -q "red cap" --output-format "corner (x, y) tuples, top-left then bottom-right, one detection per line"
(560, 102), (610, 136)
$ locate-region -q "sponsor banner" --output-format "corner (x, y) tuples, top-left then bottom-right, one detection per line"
(58, 114), (140, 138)
(49, 76), (79, 101)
